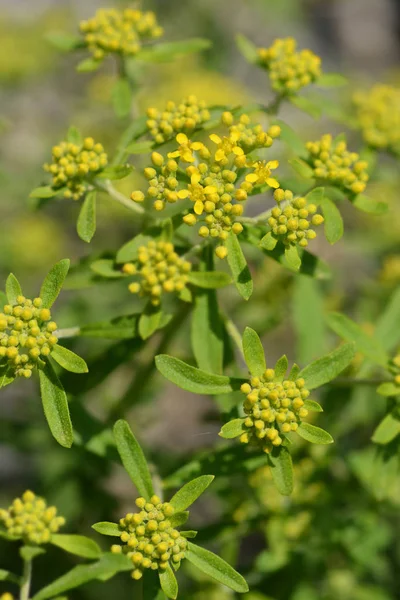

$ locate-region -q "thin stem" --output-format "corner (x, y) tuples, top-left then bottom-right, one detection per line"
(94, 180), (144, 215)
(238, 199), (291, 226)
(263, 94), (285, 116)
(56, 326), (80, 339)
(20, 558), (32, 600)
(222, 313), (245, 361)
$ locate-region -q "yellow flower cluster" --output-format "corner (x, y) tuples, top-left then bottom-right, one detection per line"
(44, 137), (108, 200)
(258, 37), (321, 95)
(79, 8), (163, 61)
(123, 241), (191, 306)
(268, 188), (324, 248)
(132, 113), (280, 258)
(306, 134), (369, 195)
(353, 84), (400, 154)
(0, 296), (58, 378)
(0, 490), (65, 545)
(388, 354), (400, 390)
(111, 495), (188, 580)
(240, 371), (310, 453)
(146, 96), (211, 144)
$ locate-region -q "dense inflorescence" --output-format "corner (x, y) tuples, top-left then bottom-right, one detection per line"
(353, 84), (400, 154)
(111, 496), (188, 580)
(44, 137), (108, 200)
(240, 370), (310, 453)
(267, 188), (324, 249)
(79, 8), (163, 61)
(146, 96), (211, 144)
(305, 134), (369, 195)
(131, 112), (280, 258)
(0, 491), (65, 545)
(257, 37), (321, 95)
(123, 241), (191, 306)
(0, 296), (58, 378)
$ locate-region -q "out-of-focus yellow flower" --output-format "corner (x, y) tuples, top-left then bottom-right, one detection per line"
(353, 84), (400, 154)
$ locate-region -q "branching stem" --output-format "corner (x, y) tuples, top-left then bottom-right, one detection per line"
(94, 180), (144, 215)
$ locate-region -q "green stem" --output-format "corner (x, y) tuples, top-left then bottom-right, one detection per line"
(263, 94), (285, 116)
(222, 313), (245, 360)
(20, 558), (32, 600)
(94, 180), (144, 215)
(56, 326), (81, 339)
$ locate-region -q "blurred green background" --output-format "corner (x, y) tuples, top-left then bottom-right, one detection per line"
(1, 1), (400, 599)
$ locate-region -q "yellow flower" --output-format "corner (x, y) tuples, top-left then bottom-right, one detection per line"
(209, 133), (244, 163)
(168, 133), (207, 163)
(245, 160), (280, 188)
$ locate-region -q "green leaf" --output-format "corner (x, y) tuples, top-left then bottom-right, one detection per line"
(274, 355), (288, 380)
(135, 38), (211, 63)
(0, 568), (20, 584)
(111, 78), (132, 119)
(187, 271), (232, 289)
(305, 187), (325, 205)
(0, 366), (15, 389)
(40, 259), (70, 308)
(371, 413), (400, 444)
(377, 382), (400, 397)
(159, 564), (178, 599)
(284, 245), (301, 270)
(304, 399), (323, 412)
(90, 259), (124, 279)
(242, 327), (266, 377)
(126, 140), (154, 154)
(5, 273), (22, 304)
(290, 96), (321, 119)
(317, 73), (348, 87)
(292, 276), (326, 364)
(268, 446), (293, 496)
(45, 31), (84, 52)
(39, 362), (73, 448)
(351, 194), (388, 215)
(32, 553), (132, 600)
(155, 355), (243, 395)
(113, 419), (154, 499)
(139, 304), (162, 340)
(273, 119), (306, 157)
(76, 57), (102, 72)
(77, 191), (96, 243)
(259, 231), (277, 251)
(375, 285), (400, 352)
(288, 157), (314, 179)
(297, 422), (333, 444)
(66, 126), (82, 145)
(92, 522), (121, 536)
(326, 312), (388, 366)
(51, 345), (88, 374)
(226, 232), (253, 300)
(288, 364), (300, 380)
(219, 418), (246, 439)
(180, 531), (198, 539)
(186, 542), (248, 593)
(51, 534), (101, 559)
(298, 342), (355, 390)
(20, 545), (46, 561)
(236, 34), (259, 64)
(170, 475), (214, 511)
(80, 314), (139, 339)
(29, 186), (58, 199)
(191, 288), (223, 374)
(320, 196), (343, 244)
(116, 234), (153, 263)
(168, 512), (189, 528)
(97, 165), (133, 180)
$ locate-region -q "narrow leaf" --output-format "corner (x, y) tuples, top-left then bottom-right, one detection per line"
(284, 245), (301, 270)
(298, 342), (355, 390)
(375, 285), (400, 352)
(187, 271), (232, 289)
(288, 157), (314, 179)
(268, 446), (294, 496)
(51, 345), (88, 374)
(371, 413), (400, 444)
(159, 564), (178, 599)
(320, 196), (344, 244)
(139, 304), (162, 340)
(170, 475), (214, 511)
(274, 355), (288, 380)
(91, 522), (121, 536)
(317, 72), (348, 87)
(351, 194), (388, 215)
(112, 78), (132, 119)
(76, 57), (102, 72)
(126, 141), (154, 154)
(135, 38), (211, 63)
(66, 126), (82, 145)
(186, 542), (248, 593)
(191, 288), (223, 374)
(39, 362), (73, 448)
(113, 419), (154, 499)
(80, 314), (139, 339)
(180, 531), (198, 539)
(297, 422), (333, 444)
(259, 231), (277, 251)
(304, 399), (323, 412)
(96, 165), (133, 180)
(305, 187), (325, 205)
(0, 569), (20, 584)
(6, 273), (22, 304)
(377, 382), (400, 397)
(77, 191), (96, 243)
(242, 327), (266, 377)
(168, 512), (189, 527)
(290, 96), (321, 119)
(29, 186), (58, 199)
(90, 259), (124, 278)
(116, 234), (153, 263)
(40, 259), (70, 308)
(219, 419), (246, 439)
(51, 534), (101, 559)
(226, 232), (253, 300)
(46, 31), (83, 52)
(236, 34), (259, 64)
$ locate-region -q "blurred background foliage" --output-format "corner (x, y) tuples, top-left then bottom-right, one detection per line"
(1, 0), (400, 599)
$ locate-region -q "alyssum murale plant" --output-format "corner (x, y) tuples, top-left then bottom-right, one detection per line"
(79, 8), (163, 61)
(111, 495), (188, 580)
(146, 96), (211, 144)
(44, 137), (108, 200)
(0, 295), (58, 378)
(0, 490), (65, 545)
(122, 240), (192, 306)
(132, 111), (281, 259)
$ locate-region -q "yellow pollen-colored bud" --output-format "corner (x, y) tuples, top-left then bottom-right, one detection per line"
(131, 191), (145, 202)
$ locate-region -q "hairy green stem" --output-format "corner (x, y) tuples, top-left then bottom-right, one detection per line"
(56, 326), (81, 339)
(94, 180), (144, 214)
(20, 558), (32, 600)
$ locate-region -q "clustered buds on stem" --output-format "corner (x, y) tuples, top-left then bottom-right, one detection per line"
(79, 8), (163, 60)
(240, 371), (310, 453)
(111, 496), (188, 580)
(44, 137), (108, 200)
(353, 84), (400, 154)
(305, 134), (369, 195)
(123, 241), (191, 306)
(0, 296), (58, 378)
(0, 491), (65, 545)
(146, 96), (211, 144)
(257, 37), (321, 94)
